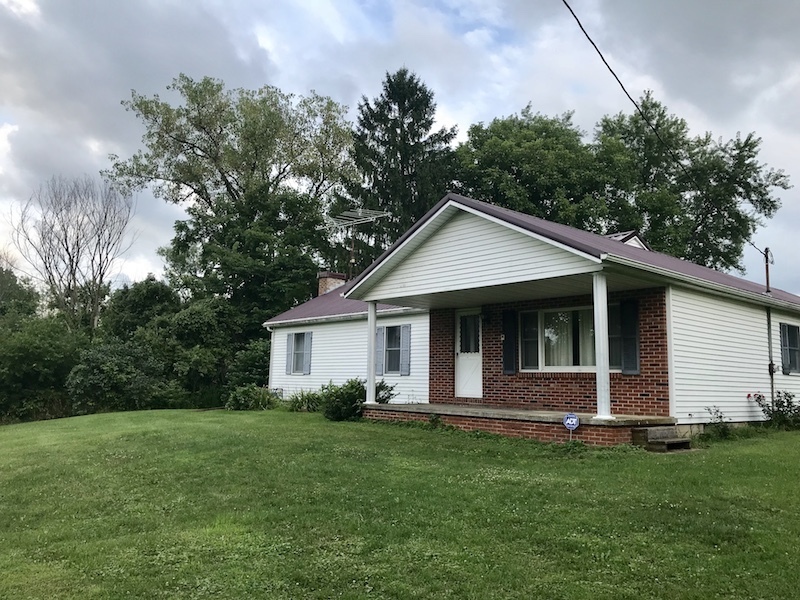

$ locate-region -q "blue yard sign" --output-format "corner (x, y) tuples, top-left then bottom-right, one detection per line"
(563, 413), (579, 440)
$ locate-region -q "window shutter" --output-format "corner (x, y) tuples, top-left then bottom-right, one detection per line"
(502, 310), (517, 375)
(620, 300), (640, 375)
(302, 332), (313, 375)
(781, 323), (791, 375)
(285, 333), (294, 375)
(400, 324), (411, 376)
(375, 326), (385, 376)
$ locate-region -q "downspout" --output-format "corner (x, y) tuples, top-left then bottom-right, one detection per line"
(766, 307), (775, 409)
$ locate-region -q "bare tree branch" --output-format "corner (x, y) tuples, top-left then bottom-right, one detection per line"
(11, 174), (135, 331)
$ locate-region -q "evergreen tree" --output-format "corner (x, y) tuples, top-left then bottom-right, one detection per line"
(332, 68), (456, 272)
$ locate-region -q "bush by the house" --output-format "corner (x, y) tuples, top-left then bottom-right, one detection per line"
(287, 389), (324, 412)
(224, 384), (281, 411)
(750, 390), (800, 429)
(320, 378), (397, 421)
(321, 379), (366, 421)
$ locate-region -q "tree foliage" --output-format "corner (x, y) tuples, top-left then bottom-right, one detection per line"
(332, 68), (456, 271)
(594, 92), (790, 271)
(456, 107), (606, 231)
(109, 74), (354, 210)
(0, 268), (39, 317)
(101, 275), (180, 339)
(456, 93), (790, 272)
(0, 316), (86, 422)
(109, 74), (351, 327)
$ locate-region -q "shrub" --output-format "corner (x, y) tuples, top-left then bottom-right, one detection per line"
(224, 384), (281, 411)
(375, 380), (396, 404)
(67, 338), (172, 415)
(287, 389), (323, 412)
(750, 390), (800, 430)
(317, 378), (398, 421)
(0, 316), (86, 422)
(703, 405), (732, 440)
(321, 379), (366, 421)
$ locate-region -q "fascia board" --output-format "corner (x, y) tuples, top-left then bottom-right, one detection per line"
(606, 254), (800, 313)
(263, 307), (427, 329)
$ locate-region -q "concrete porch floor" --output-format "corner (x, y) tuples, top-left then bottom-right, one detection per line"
(364, 403), (676, 446)
(373, 402), (675, 427)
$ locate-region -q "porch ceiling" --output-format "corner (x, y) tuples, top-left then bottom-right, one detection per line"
(375, 267), (665, 310)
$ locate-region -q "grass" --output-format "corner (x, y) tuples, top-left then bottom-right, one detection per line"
(1, 410), (800, 599)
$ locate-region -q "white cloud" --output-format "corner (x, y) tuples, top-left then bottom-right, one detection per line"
(0, 122), (18, 176)
(0, 0), (39, 19)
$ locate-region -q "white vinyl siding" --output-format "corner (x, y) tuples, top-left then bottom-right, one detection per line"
(670, 287), (770, 423)
(269, 312), (429, 404)
(364, 211), (598, 300)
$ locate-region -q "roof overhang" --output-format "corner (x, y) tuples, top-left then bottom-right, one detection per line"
(263, 306), (427, 330)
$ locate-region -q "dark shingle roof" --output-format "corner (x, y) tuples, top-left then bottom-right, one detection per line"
(264, 280), (405, 326)
(348, 193), (800, 309)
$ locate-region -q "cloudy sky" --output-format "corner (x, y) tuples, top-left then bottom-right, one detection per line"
(1, 0), (798, 292)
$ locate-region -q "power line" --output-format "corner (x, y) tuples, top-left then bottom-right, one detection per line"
(559, 0), (704, 196)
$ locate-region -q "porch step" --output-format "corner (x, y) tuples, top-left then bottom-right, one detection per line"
(631, 426), (692, 452)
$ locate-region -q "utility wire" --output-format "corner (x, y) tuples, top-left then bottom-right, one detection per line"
(559, 0), (704, 198)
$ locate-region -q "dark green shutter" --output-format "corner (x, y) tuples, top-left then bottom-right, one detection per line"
(620, 300), (639, 375)
(502, 310), (517, 375)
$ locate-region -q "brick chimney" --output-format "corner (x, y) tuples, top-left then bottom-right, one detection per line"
(317, 271), (347, 296)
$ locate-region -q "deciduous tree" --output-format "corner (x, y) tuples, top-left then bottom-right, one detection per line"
(12, 175), (134, 331)
(594, 92), (791, 271)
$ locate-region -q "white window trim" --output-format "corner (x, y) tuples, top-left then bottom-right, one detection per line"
(780, 322), (800, 375)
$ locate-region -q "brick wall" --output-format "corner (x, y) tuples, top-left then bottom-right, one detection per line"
(429, 288), (669, 416)
(363, 407), (635, 446)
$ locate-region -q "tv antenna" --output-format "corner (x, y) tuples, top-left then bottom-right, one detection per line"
(748, 241), (774, 294)
(318, 208), (390, 278)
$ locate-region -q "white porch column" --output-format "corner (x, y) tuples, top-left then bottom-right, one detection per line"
(593, 271), (613, 419)
(366, 301), (377, 404)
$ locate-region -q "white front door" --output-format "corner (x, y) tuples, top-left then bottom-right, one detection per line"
(456, 311), (482, 398)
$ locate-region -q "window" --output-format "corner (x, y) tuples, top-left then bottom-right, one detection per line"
(285, 332), (312, 375)
(376, 324), (411, 376)
(385, 326), (402, 374)
(516, 304), (635, 372)
(543, 308), (596, 367)
(459, 315), (480, 353)
(780, 323), (800, 374)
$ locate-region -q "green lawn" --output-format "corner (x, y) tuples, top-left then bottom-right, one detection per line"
(1, 410), (799, 599)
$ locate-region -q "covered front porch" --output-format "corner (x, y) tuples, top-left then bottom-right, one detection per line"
(344, 195), (675, 443)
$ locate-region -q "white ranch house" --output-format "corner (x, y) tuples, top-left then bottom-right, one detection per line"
(267, 194), (800, 445)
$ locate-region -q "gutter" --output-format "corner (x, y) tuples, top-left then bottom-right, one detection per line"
(605, 254), (800, 312)
(263, 306), (427, 330)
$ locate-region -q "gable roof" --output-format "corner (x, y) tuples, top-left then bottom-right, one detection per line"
(263, 279), (416, 327)
(604, 230), (651, 250)
(346, 193), (800, 310)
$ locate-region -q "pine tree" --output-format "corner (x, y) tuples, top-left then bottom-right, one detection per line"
(332, 69), (456, 272)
